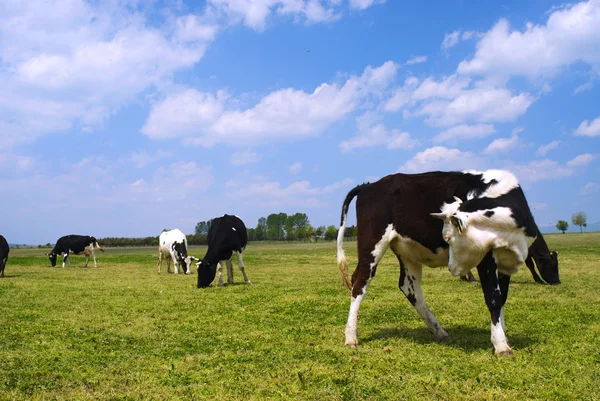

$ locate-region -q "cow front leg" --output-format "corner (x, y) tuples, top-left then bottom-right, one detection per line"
(237, 252), (251, 284)
(92, 251), (97, 267)
(226, 259), (234, 284)
(84, 255), (90, 267)
(477, 251), (512, 356)
(398, 257), (449, 342)
(525, 256), (544, 284)
(157, 250), (162, 273)
(62, 252), (69, 268)
(217, 262), (224, 287)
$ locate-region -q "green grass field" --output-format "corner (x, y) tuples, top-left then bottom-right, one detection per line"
(1, 234), (599, 400)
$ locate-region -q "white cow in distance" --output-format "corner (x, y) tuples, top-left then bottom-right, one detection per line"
(158, 229), (197, 274)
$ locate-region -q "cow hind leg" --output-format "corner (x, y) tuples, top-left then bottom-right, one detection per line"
(398, 256), (449, 342)
(345, 228), (394, 347)
(226, 259), (234, 284)
(217, 262), (224, 287)
(477, 251), (512, 356)
(237, 252), (251, 284)
(84, 255), (90, 267)
(157, 250), (162, 273)
(92, 251), (97, 267)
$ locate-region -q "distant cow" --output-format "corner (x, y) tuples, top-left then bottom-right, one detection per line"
(461, 232), (559, 284)
(0, 235), (9, 278)
(158, 229), (196, 275)
(48, 235), (105, 268)
(197, 214), (251, 288)
(338, 169), (542, 355)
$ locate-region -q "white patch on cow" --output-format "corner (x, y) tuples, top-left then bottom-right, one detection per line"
(232, 227), (236, 231)
(345, 290), (366, 346)
(491, 307), (512, 355)
(462, 169), (520, 199)
(370, 224), (397, 273)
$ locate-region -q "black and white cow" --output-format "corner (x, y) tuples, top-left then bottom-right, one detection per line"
(197, 214), (251, 288)
(158, 229), (196, 275)
(337, 169), (542, 355)
(0, 235), (9, 278)
(461, 232), (560, 284)
(48, 235), (105, 268)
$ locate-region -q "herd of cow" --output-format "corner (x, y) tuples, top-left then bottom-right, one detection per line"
(1, 169), (561, 355)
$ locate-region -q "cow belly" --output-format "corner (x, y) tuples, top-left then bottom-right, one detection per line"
(390, 234), (449, 268)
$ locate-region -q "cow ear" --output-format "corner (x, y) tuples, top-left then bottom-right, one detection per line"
(430, 212), (447, 220)
(453, 196), (462, 204)
(450, 216), (464, 234)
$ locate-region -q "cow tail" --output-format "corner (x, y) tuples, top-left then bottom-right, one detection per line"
(337, 183), (368, 292)
(95, 242), (105, 252)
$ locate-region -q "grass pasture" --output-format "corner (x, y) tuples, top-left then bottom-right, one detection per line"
(1, 234), (600, 400)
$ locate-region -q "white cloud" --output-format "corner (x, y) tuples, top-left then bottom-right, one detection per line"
(566, 153), (596, 167)
(412, 85), (534, 127)
(536, 140), (562, 156)
(441, 30), (480, 50)
(229, 177), (354, 207)
(125, 150), (174, 169)
(574, 81), (594, 94)
(340, 112), (419, 152)
(483, 130), (522, 154)
(349, 0), (386, 10)
(207, 0), (343, 31)
(579, 182), (600, 196)
(458, 1), (600, 78)
(406, 55), (427, 65)
(231, 150), (262, 166)
(398, 146), (486, 173)
(289, 162), (303, 174)
(511, 159), (577, 185)
(143, 61), (399, 146)
(574, 116), (600, 136)
(385, 75), (534, 127)
(433, 124), (496, 144)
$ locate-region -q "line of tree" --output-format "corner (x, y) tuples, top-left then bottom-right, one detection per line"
(555, 211), (588, 234)
(90, 213), (356, 247)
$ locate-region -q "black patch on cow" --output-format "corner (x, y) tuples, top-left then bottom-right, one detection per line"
(197, 215), (248, 288)
(525, 227), (560, 284)
(458, 187), (537, 238)
(398, 260), (406, 289)
(0, 235), (9, 278)
(484, 210), (495, 218)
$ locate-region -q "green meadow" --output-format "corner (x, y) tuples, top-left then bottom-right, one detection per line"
(1, 234), (599, 400)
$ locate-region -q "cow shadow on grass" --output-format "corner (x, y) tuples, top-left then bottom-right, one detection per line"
(0, 274), (22, 278)
(363, 326), (534, 353)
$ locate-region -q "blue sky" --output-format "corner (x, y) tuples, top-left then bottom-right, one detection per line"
(1, 0), (599, 245)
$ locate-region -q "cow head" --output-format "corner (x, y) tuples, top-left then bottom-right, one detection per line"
(47, 252), (57, 267)
(539, 250), (561, 285)
(431, 197), (466, 243)
(196, 260), (217, 288)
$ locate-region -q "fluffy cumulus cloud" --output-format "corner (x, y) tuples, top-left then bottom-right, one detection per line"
(289, 162), (303, 174)
(536, 140), (562, 156)
(230, 150), (262, 166)
(510, 153), (596, 185)
(458, 0), (600, 78)
(433, 124), (495, 144)
(398, 146), (486, 173)
(143, 61), (399, 146)
(574, 116), (600, 136)
(441, 30), (480, 50)
(0, 0), (212, 146)
(483, 128), (522, 154)
(580, 182), (600, 196)
(566, 153), (596, 167)
(349, 0), (387, 10)
(385, 75), (534, 127)
(406, 55), (427, 65)
(340, 112), (419, 152)
(226, 177), (354, 207)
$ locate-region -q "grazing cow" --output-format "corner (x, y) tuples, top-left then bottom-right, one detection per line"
(0, 235), (9, 278)
(461, 233), (560, 284)
(196, 214), (250, 288)
(48, 235), (105, 268)
(158, 229), (196, 275)
(337, 169), (541, 355)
